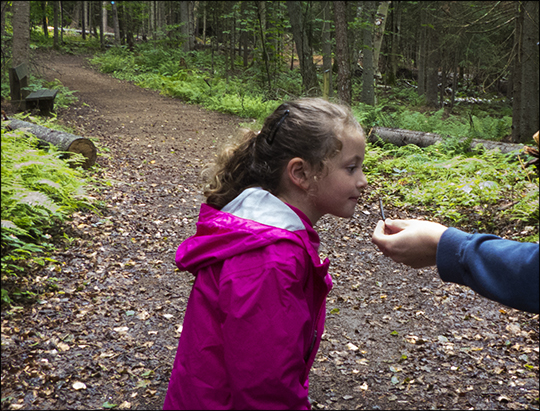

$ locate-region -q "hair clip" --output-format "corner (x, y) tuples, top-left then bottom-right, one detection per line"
(266, 110), (290, 145)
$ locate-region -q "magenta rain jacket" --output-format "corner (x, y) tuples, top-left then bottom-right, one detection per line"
(163, 187), (333, 410)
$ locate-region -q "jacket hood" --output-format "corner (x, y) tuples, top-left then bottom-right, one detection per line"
(176, 188), (324, 273)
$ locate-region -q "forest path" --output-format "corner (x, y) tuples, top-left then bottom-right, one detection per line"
(1, 51), (538, 410)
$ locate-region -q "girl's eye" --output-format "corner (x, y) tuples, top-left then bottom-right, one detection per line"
(347, 166), (357, 173)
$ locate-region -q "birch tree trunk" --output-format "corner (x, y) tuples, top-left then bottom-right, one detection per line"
(372, 1), (390, 78)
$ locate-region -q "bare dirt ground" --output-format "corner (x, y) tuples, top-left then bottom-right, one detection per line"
(1, 51), (538, 410)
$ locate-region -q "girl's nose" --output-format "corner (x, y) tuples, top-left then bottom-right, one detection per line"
(357, 172), (368, 189)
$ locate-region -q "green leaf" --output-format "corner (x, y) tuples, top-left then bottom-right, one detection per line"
(391, 330), (399, 336)
(102, 401), (117, 409)
(330, 308), (340, 314)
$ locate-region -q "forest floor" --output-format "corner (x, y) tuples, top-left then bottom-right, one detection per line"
(1, 51), (538, 410)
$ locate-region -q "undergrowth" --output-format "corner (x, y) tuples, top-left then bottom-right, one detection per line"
(1, 124), (101, 306)
(364, 141), (539, 240)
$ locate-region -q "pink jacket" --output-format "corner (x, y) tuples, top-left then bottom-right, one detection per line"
(163, 188), (332, 410)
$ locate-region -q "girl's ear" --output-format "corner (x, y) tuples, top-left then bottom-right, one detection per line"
(286, 157), (312, 191)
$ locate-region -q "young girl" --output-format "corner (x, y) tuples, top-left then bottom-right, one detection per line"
(164, 98), (367, 410)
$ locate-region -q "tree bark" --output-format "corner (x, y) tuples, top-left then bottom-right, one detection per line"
(361, 1), (376, 106)
(321, 1), (333, 99)
(6, 118), (97, 169)
(372, 1), (390, 77)
(82, 0), (86, 40)
(53, 1), (59, 49)
(180, 0), (189, 52)
(512, 1), (539, 143)
(41, 1), (48, 38)
(334, 1), (351, 105)
(12, 1), (30, 68)
(287, 1), (318, 96)
(387, 1), (401, 86)
(368, 127), (524, 155)
(112, 1), (120, 45)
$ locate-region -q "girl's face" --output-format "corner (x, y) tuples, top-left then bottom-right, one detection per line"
(309, 129), (367, 222)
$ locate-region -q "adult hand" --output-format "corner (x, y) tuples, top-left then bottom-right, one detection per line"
(371, 219), (448, 268)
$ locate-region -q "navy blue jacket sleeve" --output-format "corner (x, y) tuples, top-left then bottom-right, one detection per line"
(437, 227), (539, 313)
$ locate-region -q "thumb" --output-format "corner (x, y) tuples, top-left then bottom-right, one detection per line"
(381, 218), (409, 234)
(383, 218), (408, 234)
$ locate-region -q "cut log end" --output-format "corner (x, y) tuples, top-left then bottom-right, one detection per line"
(67, 139), (97, 169)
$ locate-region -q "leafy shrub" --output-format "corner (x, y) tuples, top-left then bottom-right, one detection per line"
(364, 141), (539, 234)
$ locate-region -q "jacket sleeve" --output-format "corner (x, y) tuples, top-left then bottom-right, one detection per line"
(218, 245), (313, 410)
(437, 227), (539, 313)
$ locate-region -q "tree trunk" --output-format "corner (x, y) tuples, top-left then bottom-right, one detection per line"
(368, 127), (524, 155)
(12, 1), (30, 68)
(99, 0), (104, 48)
(387, 1), (401, 86)
(53, 1), (59, 50)
(102, 0), (107, 33)
(512, 1), (539, 143)
(125, 2), (134, 51)
(81, 0), (86, 40)
(60, 1), (64, 44)
(361, 1), (376, 106)
(70, 1), (80, 28)
(41, 1), (48, 38)
(6, 118), (97, 169)
(257, 1), (272, 92)
(417, 7), (426, 97)
(287, 1), (318, 96)
(202, 2), (206, 44)
(372, 1), (390, 78)
(334, 1), (351, 105)
(321, 1), (333, 99)
(180, 0), (189, 52)
(112, 1), (120, 45)
(425, 24), (439, 107)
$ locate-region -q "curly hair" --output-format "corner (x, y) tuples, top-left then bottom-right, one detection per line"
(203, 98), (364, 210)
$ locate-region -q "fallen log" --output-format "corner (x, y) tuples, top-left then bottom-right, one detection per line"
(4, 118), (97, 169)
(368, 127), (524, 155)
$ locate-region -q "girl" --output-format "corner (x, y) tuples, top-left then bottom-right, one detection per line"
(164, 98), (367, 410)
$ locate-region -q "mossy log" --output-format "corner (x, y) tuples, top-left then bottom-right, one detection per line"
(368, 127), (524, 155)
(4, 118), (97, 169)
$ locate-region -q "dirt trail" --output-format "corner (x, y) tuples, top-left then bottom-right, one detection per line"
(1, 51), (538, 410)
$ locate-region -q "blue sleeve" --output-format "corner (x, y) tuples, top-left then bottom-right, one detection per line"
(437, 227), (539, 313)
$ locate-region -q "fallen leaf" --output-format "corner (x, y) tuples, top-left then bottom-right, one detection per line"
(57, 342), (70, 351)
(346, 343), (359, 351)
(72, 381), (87, 390)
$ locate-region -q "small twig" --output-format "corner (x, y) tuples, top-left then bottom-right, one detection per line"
(379, 198), (386, 221)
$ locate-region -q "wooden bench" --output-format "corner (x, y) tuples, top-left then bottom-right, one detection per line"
(9, 63), (58, 116)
